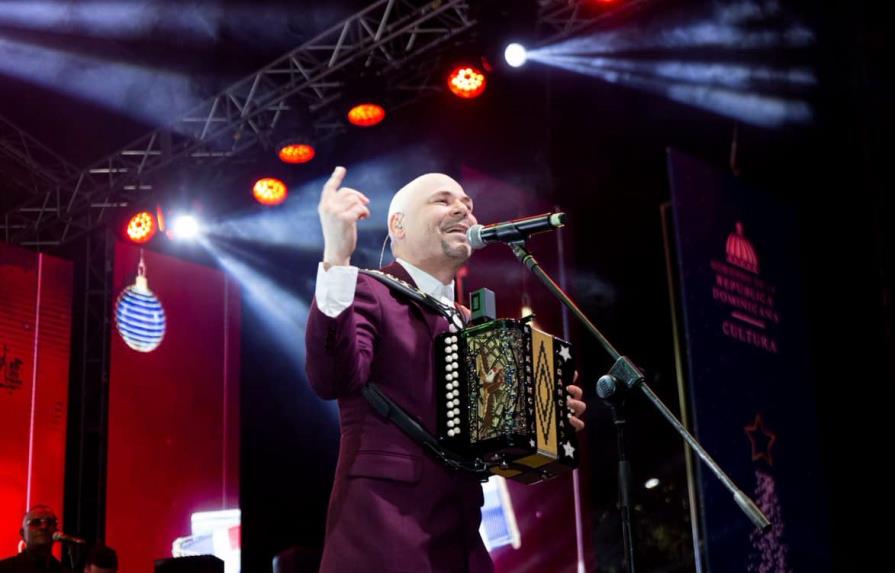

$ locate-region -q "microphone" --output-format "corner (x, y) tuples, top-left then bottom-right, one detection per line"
(52, 532), (86, 544)
(466, 212), (566, 250)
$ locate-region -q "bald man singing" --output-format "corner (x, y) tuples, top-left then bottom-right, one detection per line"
(305, 167), (586, 573)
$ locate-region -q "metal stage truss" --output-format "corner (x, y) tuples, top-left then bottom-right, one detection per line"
(0, 115), (81, 202)
(1, 0), (644, 247)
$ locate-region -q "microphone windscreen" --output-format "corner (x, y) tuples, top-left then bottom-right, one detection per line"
(466, 224), (486, 250)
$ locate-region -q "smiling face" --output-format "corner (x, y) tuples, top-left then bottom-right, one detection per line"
(389, 173), (476, 281)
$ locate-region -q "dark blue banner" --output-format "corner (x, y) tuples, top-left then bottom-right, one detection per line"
(667, 150), (830, 572)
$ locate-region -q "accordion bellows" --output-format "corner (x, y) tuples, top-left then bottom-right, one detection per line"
(436, 318), (579, 484)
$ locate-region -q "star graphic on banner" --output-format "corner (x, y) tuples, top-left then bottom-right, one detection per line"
(558, 345), (572, 362)
(744, 413), (777, 466)
(562, 441), (576, 458)
(529, 439), (536, 449)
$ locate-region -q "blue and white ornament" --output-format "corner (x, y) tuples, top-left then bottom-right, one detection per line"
(115, 252), (166, 353)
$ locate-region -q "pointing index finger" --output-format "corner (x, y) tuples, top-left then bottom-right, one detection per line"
(322, 166), (347, 196)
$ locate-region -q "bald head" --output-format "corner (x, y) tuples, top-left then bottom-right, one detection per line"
(385, 173), (475, 282)
(387, 173), (463, 240)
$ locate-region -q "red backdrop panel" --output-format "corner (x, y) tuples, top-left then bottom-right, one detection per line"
(106, 242), (240, 572)
(0, 243), (72, 556)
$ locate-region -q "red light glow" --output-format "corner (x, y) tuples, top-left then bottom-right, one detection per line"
(447, 65), (486, 99)
(347, 103), (386, 127)
(253, 177), (288, 206)
(126, 211), (157, 244)
(277, 143), (315, 164)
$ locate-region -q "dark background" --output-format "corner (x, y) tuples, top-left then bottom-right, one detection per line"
(1, 1), (892, 571)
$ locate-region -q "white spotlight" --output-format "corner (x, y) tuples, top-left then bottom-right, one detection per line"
(170, 215), (201, 241)
(644, 478), (660, 490)
(504, 43), (528, 68)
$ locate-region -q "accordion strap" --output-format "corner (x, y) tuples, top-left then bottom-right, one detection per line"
(359, 269), (464, 330)
(361, 383), (489, 479)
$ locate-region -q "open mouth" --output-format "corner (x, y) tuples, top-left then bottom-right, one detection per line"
(443, 225), (468, 236)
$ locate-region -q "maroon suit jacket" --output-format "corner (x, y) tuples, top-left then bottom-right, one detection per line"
(305, 262), (493, 573)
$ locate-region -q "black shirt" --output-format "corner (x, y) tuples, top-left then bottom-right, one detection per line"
(0, 550), (71, 573)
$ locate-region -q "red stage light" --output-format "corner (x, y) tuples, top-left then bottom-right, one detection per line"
(447, 65), (486, 99)
(347, 103), (386, 127)
(253, 177), (288, 206)
(126, 211), (157, 244)
(277, 143), (315, 164)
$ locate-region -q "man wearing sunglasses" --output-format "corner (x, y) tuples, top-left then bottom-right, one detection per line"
(0, 505), (71, 572)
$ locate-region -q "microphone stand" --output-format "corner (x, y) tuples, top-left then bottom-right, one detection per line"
(506, 241), (770, 572)
(598, 379), (637, 572)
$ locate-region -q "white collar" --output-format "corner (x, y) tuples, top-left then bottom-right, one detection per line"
(396, 258), (455, 304)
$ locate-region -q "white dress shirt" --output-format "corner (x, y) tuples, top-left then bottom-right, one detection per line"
(315, 258), (455, 318)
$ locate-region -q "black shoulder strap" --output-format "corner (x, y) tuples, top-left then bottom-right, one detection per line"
(359, 268), (464, 330)
(361, 383), (489, 479)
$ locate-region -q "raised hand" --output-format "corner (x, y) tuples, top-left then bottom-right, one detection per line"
(318, 166), (371, 266)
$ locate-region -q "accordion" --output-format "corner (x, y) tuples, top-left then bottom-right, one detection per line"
(436, 317), (579, 484)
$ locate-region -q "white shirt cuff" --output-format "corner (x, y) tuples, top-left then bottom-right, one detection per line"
(315, 262), (359, 318)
